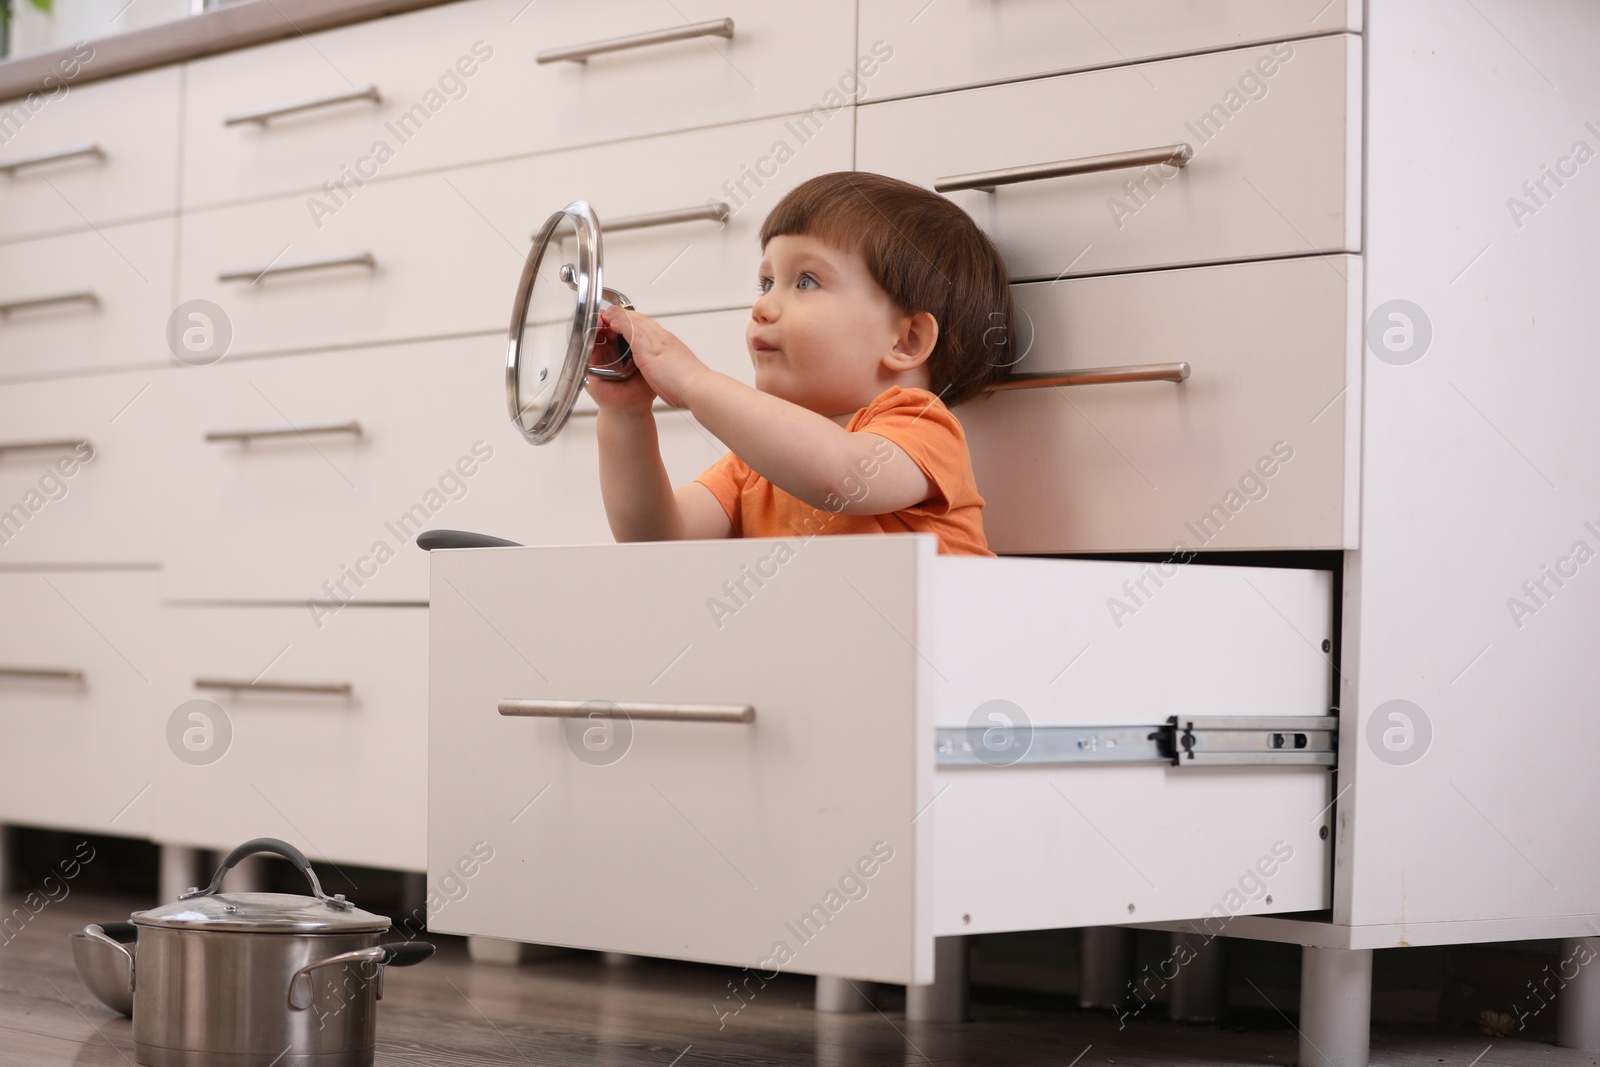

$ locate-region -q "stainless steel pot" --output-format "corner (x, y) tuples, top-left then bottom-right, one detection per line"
(80, 837), (433, 1067)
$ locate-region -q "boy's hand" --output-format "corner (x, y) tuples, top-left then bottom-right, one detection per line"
(583, 318), (657, 412)
(598, 304), (710, 410)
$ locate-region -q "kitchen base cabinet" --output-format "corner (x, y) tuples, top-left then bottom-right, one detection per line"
(152, 603), (428, 873)
(428, 534), (1334, 985)
(0, 570), (160, 837)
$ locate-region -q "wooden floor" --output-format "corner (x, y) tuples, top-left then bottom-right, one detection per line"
(3, 890), (1594, 1067)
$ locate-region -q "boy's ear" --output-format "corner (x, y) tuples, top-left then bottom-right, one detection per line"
(885, 311), (938, 373)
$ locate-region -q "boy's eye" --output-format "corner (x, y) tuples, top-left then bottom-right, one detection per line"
(757, 276), (773, 294)
(796, 273), (819, 290)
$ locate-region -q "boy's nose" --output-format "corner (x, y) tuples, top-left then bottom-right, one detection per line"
(751, 293), (777, 323)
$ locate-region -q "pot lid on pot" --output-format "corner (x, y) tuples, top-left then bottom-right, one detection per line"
(131, 837), (391, 933)
(132, 891), (391, 933)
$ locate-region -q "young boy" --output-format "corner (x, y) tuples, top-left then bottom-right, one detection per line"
(585, 171), (1016, 557)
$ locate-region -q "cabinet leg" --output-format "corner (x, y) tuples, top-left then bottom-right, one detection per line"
(222, 854), (268, 893)
(1299, 946), (1372, 1067)
(159, 845), (206, 903)
(1079, 927), (1136, 1010)
(601, 951), (640, 967)
(1168, 931), (1226, 1023)
(907, 935), (971, 1022)
(815, 975), (876, 1013)
(1556, 937), (1600, 1049)
(468, 936), (532, 965)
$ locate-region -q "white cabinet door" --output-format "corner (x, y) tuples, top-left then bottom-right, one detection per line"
(958, 255), (1362, 553)
(860, 0), (1358, 101)
(0, 571), (160, 836)
(152, 603), (429, 872)
(0, 367), (169, 564)
(180, 0), (857, 209)
(159, 314), (750, 603)
(857, 35), (1361, 281)
(429, 535), (1336, 982)
(0, 66), (181, 243)
(0, 219), (174, 380)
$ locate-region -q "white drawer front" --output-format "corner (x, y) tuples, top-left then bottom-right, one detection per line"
(181, 0), (856, 209)
(857, 34), (1361, 280)
(160, 316), (749, 603)
(0, 570), (160, 836)
(177, 112), (849, 357)
(861, 0), (1358, 100)
(429, 537), (1336, 982)
(152, 604), (428, 871)
(0, 219), (174, 380)
(0, 66), (181, 243)
(930, 557), (1334, 934)
(959, 255), (1361, 553)
(0, 369), (169, 564)
(429, 536), (940, 985)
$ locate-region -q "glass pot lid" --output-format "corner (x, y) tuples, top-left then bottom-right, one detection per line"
(506, 200), (636, 446)
(131, 837), (389, 934)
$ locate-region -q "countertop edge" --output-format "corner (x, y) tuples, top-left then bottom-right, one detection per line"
(0, 0), (465, 103)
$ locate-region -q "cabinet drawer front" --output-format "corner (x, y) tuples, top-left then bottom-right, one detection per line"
(0, 571), (160, 836)
(153, 604), (427, 871)
(929, 557), (1334, 934)
(959, 255), (1360, 553)
(181, 0), (856, 209)
(0, 219), (174, 380)
(429, 536), (940, 985)
(178, 113), (848, 357)
(0, 66), (181, 243)
(861, 1), (1357, 100)
(161, 318), (749, 603)
(0, 369), (168, 564)
(857, 35), (1361, 280)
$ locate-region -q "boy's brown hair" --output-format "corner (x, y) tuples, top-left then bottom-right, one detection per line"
(758, 171), (1017, 407)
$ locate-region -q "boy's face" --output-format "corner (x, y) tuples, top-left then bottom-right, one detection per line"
(747, 234), (922, 419)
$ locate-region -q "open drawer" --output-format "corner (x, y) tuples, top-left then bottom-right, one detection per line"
(428, 534), (1335, 984)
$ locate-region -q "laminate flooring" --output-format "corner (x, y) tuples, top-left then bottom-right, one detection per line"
(2, 890), (1593, 1067)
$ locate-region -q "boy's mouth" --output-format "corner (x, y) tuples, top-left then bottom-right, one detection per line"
(751, 338), (779, 354)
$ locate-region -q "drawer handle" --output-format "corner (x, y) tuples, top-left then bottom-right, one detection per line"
(0, 143), (106, 176)
(195, 678), (353, 697)
(936, 143), (1194, 195)
(499, 698), (754, 724)
(218, 252), (376, 284)
(224, 86), (382, 127)
(204, 420), (362, 445)
(0, 666), (85, 683)
(0, 437), (91, 457)
(537, 17), (735, 64)
(604, 202), (731, 233)
(986, 362), (1190, 391)
(0, 291), (100, 317)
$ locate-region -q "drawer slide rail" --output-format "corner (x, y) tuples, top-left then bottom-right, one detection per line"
(935, 715), (1337, 769)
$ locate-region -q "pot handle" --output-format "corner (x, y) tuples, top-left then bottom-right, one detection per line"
(179, 837), (354, 910)
(287, 942), (435, 1009)
(84, 924), (136, 992)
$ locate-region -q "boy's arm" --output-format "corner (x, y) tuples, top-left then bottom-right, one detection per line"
(682, 370), (932, 514)
(596, 406), (734, 541)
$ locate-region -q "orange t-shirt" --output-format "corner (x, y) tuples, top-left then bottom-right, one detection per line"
(692, 386), (995, 557)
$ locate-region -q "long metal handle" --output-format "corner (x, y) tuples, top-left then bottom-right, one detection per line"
(224, 86), (381, 127)
(986, 362), (1190, 391)
(605, 202), (731, 233)
(218, 252), (375, 284)
(84, 926), (136, 992)
(538, 17), (734, 64)
(195, 678), (353, 696)
(499, 698), (754, 724)
(0, 144), (105, 176)
(0, 291), (99, 317)
(204, 420), (362, 444)
(0, 437), (91, 457)
(0, 666), (85, 682)
(937, 143), (1193, 194)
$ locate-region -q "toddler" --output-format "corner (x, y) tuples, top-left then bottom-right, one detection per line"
(585, 171), (1015, 557)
